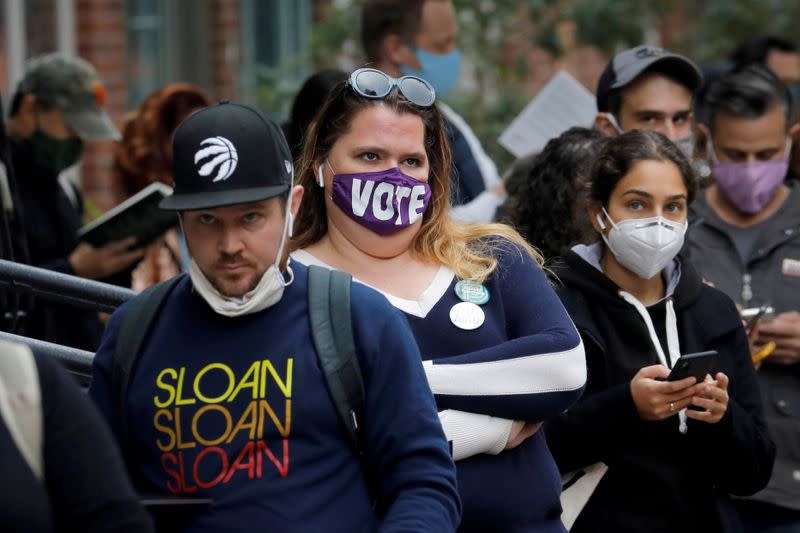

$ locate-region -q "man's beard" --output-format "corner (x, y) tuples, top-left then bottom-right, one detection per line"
(209, 254), (267, 298)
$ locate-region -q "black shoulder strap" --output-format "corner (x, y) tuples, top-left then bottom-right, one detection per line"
(112, 276), (182, 452)
(307, 265), (366, 455)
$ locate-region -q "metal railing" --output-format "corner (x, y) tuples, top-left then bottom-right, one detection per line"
(0, 259), (137, 383)
(0, 259), (135, 313)
(0, 330), (95, 386)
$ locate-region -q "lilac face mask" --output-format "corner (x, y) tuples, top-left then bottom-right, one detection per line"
(330, 166), (432, 235)
(710, 138), (791, 215)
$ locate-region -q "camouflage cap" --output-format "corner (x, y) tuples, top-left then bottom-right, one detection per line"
(17, 53), (120, 140)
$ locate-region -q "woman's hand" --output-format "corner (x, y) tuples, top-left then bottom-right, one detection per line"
(631, 365), (699, 421)
(505, 421), (542, 450)
(686, 372), (729, 424)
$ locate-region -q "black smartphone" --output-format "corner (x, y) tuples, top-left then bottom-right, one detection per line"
(667, 350), (719, 382)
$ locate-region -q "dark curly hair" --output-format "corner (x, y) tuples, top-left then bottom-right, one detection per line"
(496, 127), (609, 259)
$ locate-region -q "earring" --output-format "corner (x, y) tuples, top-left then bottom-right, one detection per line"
(317, 164), (325, 188)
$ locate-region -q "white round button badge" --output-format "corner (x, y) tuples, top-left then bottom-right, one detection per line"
(449, 302), (485, 330)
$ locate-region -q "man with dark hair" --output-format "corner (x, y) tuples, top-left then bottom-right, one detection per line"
(3, 53), (144, 350)
(89, 102), (461, 532)
(686, 63), (800, 531)
(730, 35), (800, 181)
(594, 45), (703, 157)
(361, 0), (505, 223)
(731, 35), (800, 92)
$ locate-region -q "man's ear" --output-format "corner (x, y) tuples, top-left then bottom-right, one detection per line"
(381, 34), (410, 69)
(789, 122), (800, 140)
(289, 184), (304, 220)
(594, 113), (619, 138)
(696, 123), (712, 158)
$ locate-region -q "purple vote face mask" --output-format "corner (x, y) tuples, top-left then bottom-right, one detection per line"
(330, 166), (432, 235)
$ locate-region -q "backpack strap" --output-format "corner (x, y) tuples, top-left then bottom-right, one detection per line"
(307, 265), (366, 455)
(0, 339), (43, 480)
(112, 276), (182, 464)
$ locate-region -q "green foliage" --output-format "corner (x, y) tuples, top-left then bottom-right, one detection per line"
(252, 63), (307, 122)
(308, 0), (800, 173)
(671, 1), (800, 62)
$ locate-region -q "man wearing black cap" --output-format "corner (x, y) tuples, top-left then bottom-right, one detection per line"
(89, 102), (460, 532)
(595, 45), (703, 157)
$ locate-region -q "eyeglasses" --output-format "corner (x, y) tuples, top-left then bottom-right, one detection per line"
(348, 68), (436, 108)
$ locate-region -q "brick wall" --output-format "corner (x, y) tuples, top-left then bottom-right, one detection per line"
(210, 0), (242, 101)
(75, 0), (242, 212)
(75, 0), (127, 213)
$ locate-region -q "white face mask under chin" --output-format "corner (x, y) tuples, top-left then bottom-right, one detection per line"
(187, 194), (295, 318)
(189, 258), (293, 317)
(598, 208), (686, 280)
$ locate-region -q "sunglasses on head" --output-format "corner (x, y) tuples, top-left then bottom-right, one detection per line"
(348, 68), (436, 108)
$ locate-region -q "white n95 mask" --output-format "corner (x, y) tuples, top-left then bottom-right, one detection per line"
(598, 208), (686, 280)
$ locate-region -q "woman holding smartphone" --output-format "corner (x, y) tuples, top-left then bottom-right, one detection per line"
(546, 130), (775, 533)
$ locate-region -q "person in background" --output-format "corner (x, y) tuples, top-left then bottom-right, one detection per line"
(547, 129), (774, 533)
(686, 64), (800, 532)
(729, 35), (800, 180)
(730, 36), (800, 97)
(4, 53), (143, 350)
(110, 82), (211, 291)
(0, 339), (153, 532)
(282, 69), (348, 160)
(495, 127), (608, 261)
(594, 45), (703, 159)
(291, 67), (586, 532)
(361, 0), (506, 223)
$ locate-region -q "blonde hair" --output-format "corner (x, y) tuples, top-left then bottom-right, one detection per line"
(291, 82), (542, 283)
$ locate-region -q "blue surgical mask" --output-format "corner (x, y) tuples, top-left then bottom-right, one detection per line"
(400, 48), (462, 96)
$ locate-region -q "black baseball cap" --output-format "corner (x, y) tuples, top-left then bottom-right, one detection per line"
(160, 101), (293, 211)
(596, 45), (703, 112)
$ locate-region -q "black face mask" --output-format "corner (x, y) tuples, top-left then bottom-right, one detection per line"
(25, 129), (84, 174)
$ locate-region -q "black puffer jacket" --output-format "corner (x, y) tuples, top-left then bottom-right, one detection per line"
(546, 247), (775, 533)
(5, 139), (103, 350)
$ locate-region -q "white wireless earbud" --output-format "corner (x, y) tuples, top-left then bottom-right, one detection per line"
(596, 213), (607, 230)
(287, 212), (295, 238)
(317, 164), (325, 188)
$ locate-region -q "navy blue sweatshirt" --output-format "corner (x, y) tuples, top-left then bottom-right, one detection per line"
(90, 263), (460, 533)
(295, 244), (587, 532)
(409, 245), (585, 532)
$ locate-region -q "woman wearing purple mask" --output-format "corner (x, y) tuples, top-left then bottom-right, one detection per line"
(290, 68), (587, 532)
(545, 129), (774, 533)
